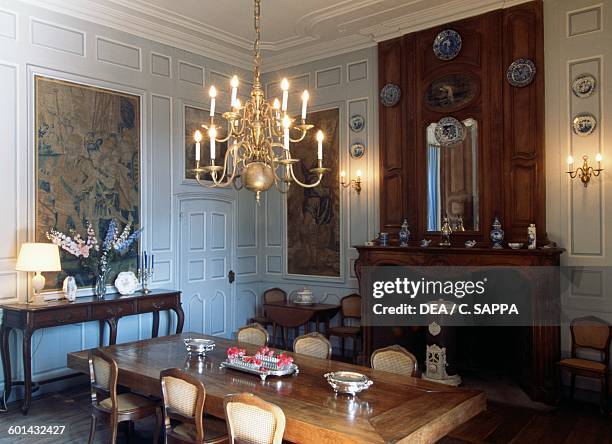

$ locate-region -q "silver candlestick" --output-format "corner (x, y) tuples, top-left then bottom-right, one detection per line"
(138, 251), (154, 294)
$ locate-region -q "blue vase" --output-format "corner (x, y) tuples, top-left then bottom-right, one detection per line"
(490, 217), (505, 249)
(399, 219), (410, 246)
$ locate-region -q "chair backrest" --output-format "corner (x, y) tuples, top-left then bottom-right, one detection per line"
(371, 345), (418, 377)
(263, 288), (287, 304)
(571, 316), (612, 363)
(160, 368), (206, 443)
(224, 393), (285, 444)
(293, 333), (332, 359)
(88, 348), (118, 411)
(340, 293), (361, 322)
(237, 323), (269, 347)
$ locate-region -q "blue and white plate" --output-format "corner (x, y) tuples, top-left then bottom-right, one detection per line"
(434, 117), (466, 146)
(380, 83), (401, 107)
(349, 114), (365, 132)
(572, 113), (597, 136)
(506, 58), (536, 87)
(572, 74), (596, 98)
(433, 30), (462, 61)
(349, 142), (365, 159)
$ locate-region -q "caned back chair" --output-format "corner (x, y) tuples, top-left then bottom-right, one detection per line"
(223, 393), (285, 444)
(293, 332), (332, 359)
(371, 345), (419, 377)
(559, 316), (611, 412)
(327, 293), (362, 361)
(88, 348), (161, 444)
(236, 323), (269, 347)
(160, 368), (228, 443)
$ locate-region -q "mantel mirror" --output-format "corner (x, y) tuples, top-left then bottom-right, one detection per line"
(426, 118), (479, 232)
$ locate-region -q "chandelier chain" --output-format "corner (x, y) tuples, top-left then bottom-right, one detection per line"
(253, 0), (261, 87)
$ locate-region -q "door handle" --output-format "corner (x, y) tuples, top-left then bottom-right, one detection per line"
(228, 270), (235, 284)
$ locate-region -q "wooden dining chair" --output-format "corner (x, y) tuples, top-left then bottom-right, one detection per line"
(236, 323), (269, 347)
(293, 332), (332, 359)
(371, 345), (419, 377)
(160, 368), (228, 443)
(87, 348), (162, 444)
(223, 393), (285, 444)
(248, 288), (287, 346)
(327, 293), (362, 361)
(559, 316), (611, 412)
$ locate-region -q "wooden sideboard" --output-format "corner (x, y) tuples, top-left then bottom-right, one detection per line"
(355, 245), (563, 404)
(0, 289), (183, 414)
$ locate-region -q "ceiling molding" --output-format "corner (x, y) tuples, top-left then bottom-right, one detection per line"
(17, 0), (534, 73)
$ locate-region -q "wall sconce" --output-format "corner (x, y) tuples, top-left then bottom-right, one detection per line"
(340, 169), (362, 194)
(566, 154), (603, 187)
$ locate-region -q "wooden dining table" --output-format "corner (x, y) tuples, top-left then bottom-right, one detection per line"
(67, 333), (485, 443)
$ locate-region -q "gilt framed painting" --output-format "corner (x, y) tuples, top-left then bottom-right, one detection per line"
(287, 108), (340, 277)
(35, 76), (141, 289)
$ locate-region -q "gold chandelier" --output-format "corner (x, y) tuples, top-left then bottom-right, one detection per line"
(192, 0), (328, 203)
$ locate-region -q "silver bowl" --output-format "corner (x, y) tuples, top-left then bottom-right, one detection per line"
(183, 338), (216, 356)
(324, 371), (373, 396)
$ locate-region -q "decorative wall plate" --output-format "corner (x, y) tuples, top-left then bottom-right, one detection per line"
(380, 83), (401, 107)
(434, 117), (466, 146)
(349, 114), (365, 132)
(425, 73), (479, 112)
(506, 58), (536, 87)
(572, 74), (596, 98)
(349, 142), (366, 159)
(572, 113), (597, 136)
(433, 30), (462, 60)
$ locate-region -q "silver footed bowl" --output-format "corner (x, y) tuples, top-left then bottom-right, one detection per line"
(183, 338), (216, 356)
(324, 371), (373, 396)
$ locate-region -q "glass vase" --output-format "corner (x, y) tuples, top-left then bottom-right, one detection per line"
(94, 269), (111, 298)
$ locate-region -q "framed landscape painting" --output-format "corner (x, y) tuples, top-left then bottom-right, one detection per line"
(287, 108), (340, 277)
(35, 76), (141, 289)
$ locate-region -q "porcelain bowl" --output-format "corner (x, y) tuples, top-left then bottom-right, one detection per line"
(508, 242), (524, 249)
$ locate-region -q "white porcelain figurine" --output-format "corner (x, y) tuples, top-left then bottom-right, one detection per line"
(62, 276), (77, 302)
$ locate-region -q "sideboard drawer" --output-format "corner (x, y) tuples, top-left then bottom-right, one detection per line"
(92, 301), (135, 319)
(137, 296), (176, 312)
(34, 306), (89, 328)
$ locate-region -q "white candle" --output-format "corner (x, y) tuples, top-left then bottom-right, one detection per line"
(356, 169), (362, 179)
(209, 86), (217, 117)
(209, 126), (217, 160)
(230, 75), (239, 108)
(316, 130), (324, 160)
(596, 153), (602, 167)
(281, 78), (289, 112)
(301, 90), (309, 120)
(282, 115), (291, 151)
(567, 155), (574, 167)
(194, 130), (203, 162)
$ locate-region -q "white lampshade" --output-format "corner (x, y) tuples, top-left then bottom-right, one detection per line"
(16, 243), (62, 272)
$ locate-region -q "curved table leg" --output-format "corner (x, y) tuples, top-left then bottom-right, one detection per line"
(99, 320), (105, 346)
(173, 306), (185, 334)
(151, 312), (160, 338)
(1, 326), (12, 411)
(107, 319), (118, 346)
(21, 330), (32, 415)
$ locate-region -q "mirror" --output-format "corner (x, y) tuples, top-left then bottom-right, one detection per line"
(426, 118), (479, 231)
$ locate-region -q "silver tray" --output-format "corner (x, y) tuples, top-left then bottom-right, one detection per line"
(220, 359), (299, 381)
(184, 338), (216, 356)
(324, 371), (373, 396)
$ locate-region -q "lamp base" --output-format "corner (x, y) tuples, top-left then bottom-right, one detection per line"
(30, 272), (45, 304)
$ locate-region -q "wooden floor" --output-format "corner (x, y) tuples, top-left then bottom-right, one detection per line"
(0, 385), (610, 443)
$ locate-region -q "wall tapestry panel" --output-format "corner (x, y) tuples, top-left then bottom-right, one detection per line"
(287, 108), (340, 277)
(35, 76), (140, 289)
(184, 105), (228, 180)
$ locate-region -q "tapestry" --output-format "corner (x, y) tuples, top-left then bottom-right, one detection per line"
(184, 105), (228, 180)
(35, 76), (140, 289)
(287, 108), (340, 277)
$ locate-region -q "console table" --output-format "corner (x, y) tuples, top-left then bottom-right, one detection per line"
(0, 289), (183, 414)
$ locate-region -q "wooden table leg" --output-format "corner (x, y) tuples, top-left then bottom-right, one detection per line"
(21, 330), (32, 415)
(99, 320), (105, 346)
(151, 312), (160, 338)
(108, 319), (118, 346)
(1, 326), (12, 412)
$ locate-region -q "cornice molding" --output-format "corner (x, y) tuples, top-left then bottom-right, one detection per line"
(17, 0), (534, 73)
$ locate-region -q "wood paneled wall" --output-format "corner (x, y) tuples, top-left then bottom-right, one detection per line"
(378, 0), (545, 244)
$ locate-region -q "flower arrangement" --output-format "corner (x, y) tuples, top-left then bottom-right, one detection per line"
(226, 346), (294, 372)
(46, 220), (142, 297)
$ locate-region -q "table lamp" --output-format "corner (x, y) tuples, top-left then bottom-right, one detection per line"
(15, 243), (62, 302)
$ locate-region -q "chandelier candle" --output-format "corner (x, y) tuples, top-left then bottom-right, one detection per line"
(194, 130), (202, 162)
(189, 0), (329, 203)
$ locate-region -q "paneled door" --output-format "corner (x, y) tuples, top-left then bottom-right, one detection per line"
(179, 198), (233, 337)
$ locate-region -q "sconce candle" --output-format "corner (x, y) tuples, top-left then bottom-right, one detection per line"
(194, 130), (203, 162)
(209, 86), (217, 116)
(340, 169), (362, 194)
(316, 130), (323, 160)
(566, 154), (603, 187)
